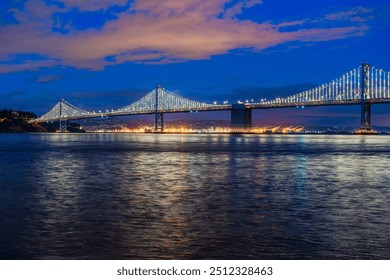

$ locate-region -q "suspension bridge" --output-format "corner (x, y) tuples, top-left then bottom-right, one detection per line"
(32, 63), (390, 133)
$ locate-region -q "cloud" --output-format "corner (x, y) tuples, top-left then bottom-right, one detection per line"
(0, 59), (60, 73)
(59, 0), (129, 11)
(278, 6), (373, 31)
(223, 0), (263, 18)
(278, 20), (306, 28)
(3, 90), (27, 99)
(324, 6), (373, 22)
(34, 75), (64, 83)
(0, 0), (372, 72)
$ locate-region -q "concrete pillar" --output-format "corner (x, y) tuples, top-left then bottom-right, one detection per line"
(231, 104), (252, 131)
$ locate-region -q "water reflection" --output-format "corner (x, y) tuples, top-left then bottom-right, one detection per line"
(0, 134), (389, 259)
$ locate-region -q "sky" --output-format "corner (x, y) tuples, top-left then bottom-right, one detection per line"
(1, 0), (390, 126)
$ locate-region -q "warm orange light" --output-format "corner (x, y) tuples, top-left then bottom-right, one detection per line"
(85, 125), (305, 134)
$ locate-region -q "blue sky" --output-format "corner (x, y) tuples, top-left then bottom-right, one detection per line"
(1, 0), (389, 126)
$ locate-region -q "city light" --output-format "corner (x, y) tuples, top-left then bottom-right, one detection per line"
(85, 124), (305, 134)
(29, 65), (390, 135)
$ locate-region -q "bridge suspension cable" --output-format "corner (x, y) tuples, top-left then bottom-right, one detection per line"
(32, 64), (390, 128)
(253, 64), (390, 107)
(33, 86), (228, 123)
(35, 99), (92, 122)
(117, 86), (216, 114)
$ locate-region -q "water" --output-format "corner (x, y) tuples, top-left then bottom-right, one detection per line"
(0, 133), (389, 260)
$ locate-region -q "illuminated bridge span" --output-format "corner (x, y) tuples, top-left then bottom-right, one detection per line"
(33, 63), (390, 132)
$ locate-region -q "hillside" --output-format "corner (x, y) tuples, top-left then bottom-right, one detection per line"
(0, 109), (46, 132)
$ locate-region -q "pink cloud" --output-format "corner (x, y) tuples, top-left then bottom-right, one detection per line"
(221, 0), (263, 18)
(278, 20), (306, 28)
(324, 6), (373, 22)
(60, 0), (129, 11)
(293, 26), (368, 42)
(0, 0), (371, 72)
(0, 59), (60, 74)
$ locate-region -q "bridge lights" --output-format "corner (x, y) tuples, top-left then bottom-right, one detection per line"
(379, 69), (383, 98)
(371, 66), (375, 99)
(349, 71), (353, 100)
(388, 72), (390, 98)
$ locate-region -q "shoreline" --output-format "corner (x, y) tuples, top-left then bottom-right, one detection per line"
(1, 131), (389, 135)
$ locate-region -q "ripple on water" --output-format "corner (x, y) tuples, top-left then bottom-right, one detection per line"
(0, 134), (389, 259)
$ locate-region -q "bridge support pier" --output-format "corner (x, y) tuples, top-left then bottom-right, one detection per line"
(58, 119), (68, 132)
(58, 99), (68, 132)
(360, 103), (371, 130)
(154, 85), (164, 132)
(231, 104), (252, 131)
(155, 113), (164, 132)
(358, 63), (376, 134)
(361, 63), (371, 129)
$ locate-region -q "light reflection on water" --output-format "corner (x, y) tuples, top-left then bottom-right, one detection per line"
(0, 133), (389, 259)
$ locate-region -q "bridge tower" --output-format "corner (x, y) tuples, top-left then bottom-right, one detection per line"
(155, 85), (164, 132)
(58, 99), (68, 132)
(231, 104), (252, 131)
(360, 63), (373, 132)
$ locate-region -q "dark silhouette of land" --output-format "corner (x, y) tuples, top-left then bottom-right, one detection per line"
(0, 109), (84, 133)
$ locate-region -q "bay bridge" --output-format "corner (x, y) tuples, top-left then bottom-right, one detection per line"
(32, 63), (390, 133)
